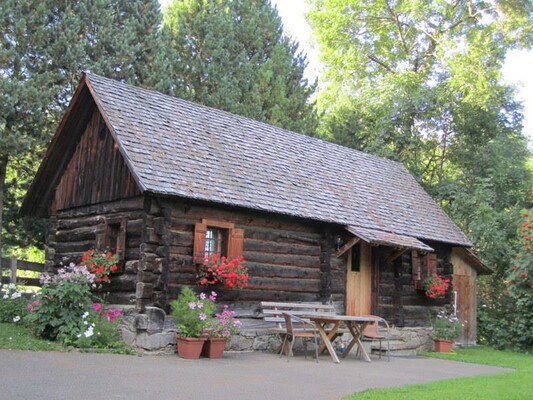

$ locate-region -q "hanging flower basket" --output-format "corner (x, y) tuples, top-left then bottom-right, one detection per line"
(197, 254), (249, 289)
(423, 273), (450, 299)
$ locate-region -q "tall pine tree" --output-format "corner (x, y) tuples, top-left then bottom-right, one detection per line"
(163, 0), (317, 135)
(0, 0), (175, 259)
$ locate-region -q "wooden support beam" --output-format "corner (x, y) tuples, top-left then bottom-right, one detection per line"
(336, 237), (360, 258)
(385, 248), (407, 264)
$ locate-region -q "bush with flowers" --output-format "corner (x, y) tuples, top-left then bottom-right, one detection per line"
(0, 283), (31, 323)
(170, 286), (217, 337)
(424, 273), (450, 299)
(207, 305), (242, 338)
(72, 302), (125, 350)
(430, 307), (463, 341)
(25, 261), (127, 351)
(26, 263), (95, 341)
(81, 249), (119, 285)
(197, 254), (249, 289)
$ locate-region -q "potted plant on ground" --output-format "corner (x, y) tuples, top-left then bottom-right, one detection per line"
(170, 287), (216, 359)
(430, 308), (463, 352)
(202, 302), (242, 358)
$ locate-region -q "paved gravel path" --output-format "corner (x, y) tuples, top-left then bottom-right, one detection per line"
(0, 350), (510, 400)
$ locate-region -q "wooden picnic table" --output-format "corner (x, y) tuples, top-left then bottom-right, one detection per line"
(304, 314), (380, 364)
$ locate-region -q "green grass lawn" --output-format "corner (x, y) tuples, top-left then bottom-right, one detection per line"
(0, 323), (63, 351)
(345, 347), (533, 400)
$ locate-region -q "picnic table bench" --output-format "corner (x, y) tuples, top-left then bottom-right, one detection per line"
(260, 301), (339, 334)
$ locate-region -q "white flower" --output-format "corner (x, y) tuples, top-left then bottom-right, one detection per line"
(82, 311), (89, 319)
(12, 316), (21, 323)
(83, 321), (88, 325)
(83, 326), (94, 338)
(8, 283), (16, 290)
(2, 295), (8, 300)
(11, 292), (21, 299)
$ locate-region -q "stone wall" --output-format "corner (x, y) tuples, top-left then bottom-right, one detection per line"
(119, 307), (435, 356)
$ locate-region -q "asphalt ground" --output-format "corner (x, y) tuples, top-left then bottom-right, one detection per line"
(0, 349), (510, 400)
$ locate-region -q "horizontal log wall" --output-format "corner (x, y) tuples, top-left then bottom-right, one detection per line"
(157, 198), (328, 316)
(375, 246), (453, 327)
(47, 197), (146, 305)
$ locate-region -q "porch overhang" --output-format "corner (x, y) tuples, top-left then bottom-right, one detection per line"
(345, 225), (434, 253)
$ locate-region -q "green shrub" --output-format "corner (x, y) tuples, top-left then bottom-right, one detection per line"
(0, 284), (31, 323)
(71, 304), (127, 351)
(170, 286), (216, 337)
(25, 264), (93, 341)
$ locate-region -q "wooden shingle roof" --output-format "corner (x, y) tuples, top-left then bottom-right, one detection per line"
(24, 73), (472, 248)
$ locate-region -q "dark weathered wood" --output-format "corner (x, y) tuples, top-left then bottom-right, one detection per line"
(246, 263), (320, 279)
(244, 252), (319, 268)
(247, 277), (320, 292)
(244, 226), (320, 244)
(227, 228), (244, 259)
(55, 226), (97, 242)
(55, 110), (141, 211)
(244, 240), (320, 256)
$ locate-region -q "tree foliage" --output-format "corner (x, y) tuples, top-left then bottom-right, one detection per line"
(308, 0), (533, 347)
(0, 0), (175, 255)
(163, 0), (317, 134)
(308, 1), (533, 253)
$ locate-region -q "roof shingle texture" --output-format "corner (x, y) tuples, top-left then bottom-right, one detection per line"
(87, 73), (471, 247)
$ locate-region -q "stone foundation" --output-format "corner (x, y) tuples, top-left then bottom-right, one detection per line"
(120, 308), (434, 355)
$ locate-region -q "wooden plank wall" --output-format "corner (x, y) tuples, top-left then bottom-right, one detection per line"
(156, 198), (330, 317)
(54, 109), (141, 211)
(47, 197), (146, 305)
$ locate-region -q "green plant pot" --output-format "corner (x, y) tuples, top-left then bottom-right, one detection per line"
(176, 336), (206, 359)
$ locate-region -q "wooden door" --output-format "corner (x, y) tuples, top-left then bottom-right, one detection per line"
(346, 242), (372, 315)
(454, 273), (477, 345)
(451, 248), (478, 345)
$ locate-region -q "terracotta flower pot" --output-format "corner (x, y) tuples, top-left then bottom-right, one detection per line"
(202, 337), (227, 358)
(433, 338), (453, 352)
(176, 336), (207, 359)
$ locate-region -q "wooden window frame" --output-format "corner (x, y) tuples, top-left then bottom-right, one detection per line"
(412, 251), (437, 290)
(96, 217), (127, 263)
(350, 243), (361, 272)
(193, 219), (244, 264)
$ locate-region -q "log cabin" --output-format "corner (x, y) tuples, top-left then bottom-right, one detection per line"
(21, 73), (490, 346)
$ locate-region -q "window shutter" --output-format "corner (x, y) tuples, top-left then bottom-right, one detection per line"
(193, 223), (207, 264)
(427, 253), (437, 276)
(227, 228), (244, 259)
(116, 219), (127, 261)
(412, 251), (421, 280)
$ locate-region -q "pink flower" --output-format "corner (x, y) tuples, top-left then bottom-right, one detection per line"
(199, 313), (207, 321)
(188, 302), (197, 309)
(92, 303), (102, 312)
